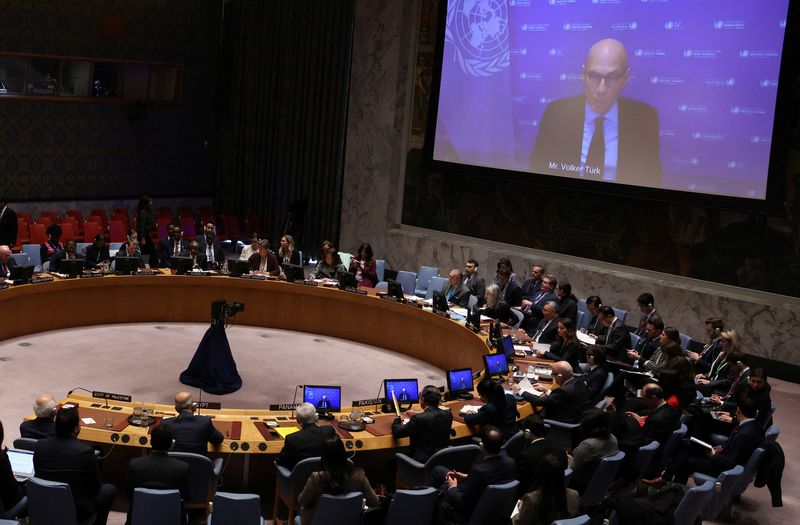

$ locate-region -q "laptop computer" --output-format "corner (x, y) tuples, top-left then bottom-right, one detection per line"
(7, 449), (35, 481)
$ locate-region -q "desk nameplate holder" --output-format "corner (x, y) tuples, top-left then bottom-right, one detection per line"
(269, 403), (300, 411)
(32, 276), (55, 284)
(352, 398), (385, 408)
(341, 287), (368, 295)
(79, 272), (105, 279)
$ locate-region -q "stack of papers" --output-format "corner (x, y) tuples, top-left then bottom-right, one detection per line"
(459, 405), (482, 415)
(516, 378), (545, 397)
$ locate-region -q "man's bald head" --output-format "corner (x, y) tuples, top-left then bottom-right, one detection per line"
(175, 391), (194, 412)
(583, 38), (629, 114)
(552, 361), (573, 384)
(33, 394), (57, 419)
(0, 245), (10, 262)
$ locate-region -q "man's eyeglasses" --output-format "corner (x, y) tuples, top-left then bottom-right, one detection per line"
(584, 71), (625, 88)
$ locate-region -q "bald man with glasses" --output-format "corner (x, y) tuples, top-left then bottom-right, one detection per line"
(531, 38), (661, 187)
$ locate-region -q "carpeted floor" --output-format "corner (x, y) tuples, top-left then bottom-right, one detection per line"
(0, 323), (795, 524)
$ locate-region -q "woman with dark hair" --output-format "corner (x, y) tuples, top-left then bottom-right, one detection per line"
(278, 234), (301, 265)
(464, 379), (519, 442)
(555, 282), (578, 323)
(585, 295), (606, 336)
(640, 328), (682, 374)
(312, 249), (346, 280)
(239, 233), (260, 261)
(0, 420), (25, 513)
(482, 284), (517, 326)
(298, 435), (379, 525)
(348, 242), (378, 288)
(569, 409), (619, 493)
(535, 318), (581, 372)
(512, 453), (580, 525)
(708, 367), (772, 433)
(318, 240), (335, 261)
(659, 355), (697, 411)
(40, 223), (64, 264)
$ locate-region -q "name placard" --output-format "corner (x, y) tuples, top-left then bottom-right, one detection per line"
(32, 277), (54, 284)
(269, 403), (300, 411)
(352, 398), (386, 408)
(195, 401), (222, 410)
(342, 287), (368, 295)
(92, 391), (132, 403)
(79, 273), (104, 279)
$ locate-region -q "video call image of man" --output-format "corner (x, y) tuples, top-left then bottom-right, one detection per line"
(531, 38), (661, 187)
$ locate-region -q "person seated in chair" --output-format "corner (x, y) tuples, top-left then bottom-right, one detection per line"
(391, 385), (453, 463)
(49, 239), (83, 273)
(20, 393), (57, 439)
(515, 414), (568, 495)
(297, 435), (379, 525)
(33, 405), (117, 525)
(481, 283), (517, 326)
(84, 234), (111, 270)
(430, 425), (516, 522)
(249, 239), (280, 276)
(442, 268), (471, 307)
(0, 245), (14, 278)
(127, 424), (189, 525)
(522, 361), (590, 423)
(568, 409), (620, 494)
(275, 403), (336, 469)
(160, 392), (223, 456)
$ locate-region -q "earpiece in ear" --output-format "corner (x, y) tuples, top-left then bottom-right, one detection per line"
(522, 428), (532, 440)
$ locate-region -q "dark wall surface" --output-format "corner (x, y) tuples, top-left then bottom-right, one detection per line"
(0, 0), (222, 200)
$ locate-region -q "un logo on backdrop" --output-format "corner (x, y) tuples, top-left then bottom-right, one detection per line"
(446, 0), (510, 77)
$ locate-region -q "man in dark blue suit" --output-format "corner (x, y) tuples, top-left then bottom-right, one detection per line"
(19, 393), (57, 439)
(161, 392), (224, 456)
(686, 318), (724, 374)
(520, 264), (545, 303)
(200, 229), (224, 270)
(626, 318), (663, 366)
(160, 225), (189, 268)
(658, 399), (763, 485)
(33, 406), (116, 525)
(0, 244), (15, 278)
(391, 385), (454, 463)
(519, 274), (558, 333)
(431, 425), (516, 521)
(523, 361), (591, 423)
(275, 402), (335, 469)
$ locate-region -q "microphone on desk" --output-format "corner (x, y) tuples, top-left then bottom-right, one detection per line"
(291, 385), (304, 417)
(67, 387), (109, 408)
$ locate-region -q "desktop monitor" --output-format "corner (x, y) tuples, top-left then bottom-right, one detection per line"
(282, 263), (305, 283)
(336, 270), (358, 290)
(10, 264), (34, 282)
(228, 259), (251, 277)
(58, 258), (85, 278)
(384, 378), (420, 404)
(170, 256), (194, 275)
(432, 290), (448, 313)
(303, 385), (342, 414)
(114, 256), (140, 275)
(447, 368), (474, 395)
(387, 279), (404, 299)
(483, 353), (510, 377)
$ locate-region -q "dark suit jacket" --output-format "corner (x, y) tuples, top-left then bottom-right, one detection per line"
(275, 423), (336, 469)
(33, 436), (103, 523)
(531, 318), (558, 344)
(483, 302), (517, 327)
(391, 405), (454, 463)
(444, 452), (516, 512)
(636, 336), (661, 364)
(694, 339), (722, 375)
(161, 412), (224, 456)
(597, 320), (631, 362)
(278, 249), (302, 266)
(556, 296), (578, 324)
(531, 95), (661, 188)
(201, 240), (224, 268)
(463, 271), (486, 306)
(641, 403), (681, 475)
(128, 451), (190, 498)
(520, 278), (542, 302)
(0, 206), (17, 247)
(248, 251), (280, 276)
(160, 239), (189, 267)
(500, 279), (523, 308)
(19, 417), (56, 439)
(516, 438), (568, 494)
(442, 282), (472, 308)
(545, 340), (581, 372)
(84, 244), (111, 269)
(712, 420), (764, 473)
(584, 365), (610, 403)
(463, 394), (519, 443)
(523, 377), (590, 423)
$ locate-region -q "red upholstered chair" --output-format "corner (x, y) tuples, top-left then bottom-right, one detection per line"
(18, 211), (34, 224)
(13, 217), (30, 251)
(109, 220), (127, 243)
(30, 223), (48, 245)
(58, 223), (77, 242)
(245, 213), (262, 235)
(83, 221), (102, 243)
(40, 211), (58, 224)
(36, 216), (53, 228)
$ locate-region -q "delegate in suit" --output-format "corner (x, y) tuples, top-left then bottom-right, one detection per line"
(531, 38), (661, 188)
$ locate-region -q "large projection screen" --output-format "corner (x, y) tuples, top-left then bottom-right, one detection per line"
(429, 0), (792, 203)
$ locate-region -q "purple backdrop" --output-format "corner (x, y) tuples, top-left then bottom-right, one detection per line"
(433, 0), (789, 199)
